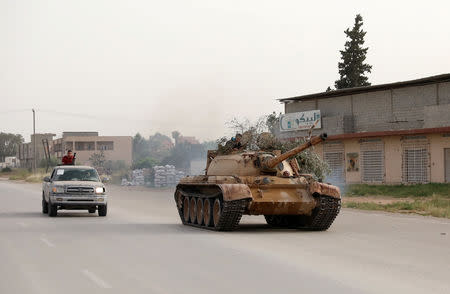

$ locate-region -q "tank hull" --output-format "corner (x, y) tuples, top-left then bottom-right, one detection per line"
(175, 175), (341, 231)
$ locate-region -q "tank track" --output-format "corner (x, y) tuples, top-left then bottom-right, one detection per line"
(264, 195), (341, 231)
(175, 192), (249, 231)
(308, 195), (341, 231)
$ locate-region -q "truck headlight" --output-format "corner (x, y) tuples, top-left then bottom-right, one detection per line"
(95, 187), (104, 194)
(52, 186), (64, 193)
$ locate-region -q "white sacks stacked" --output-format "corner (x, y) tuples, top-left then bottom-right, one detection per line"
(153, 165), (185, 187)
(131, 169), (145, 186)
(153, 165), (166, 187)
(176, 170), (185, 183)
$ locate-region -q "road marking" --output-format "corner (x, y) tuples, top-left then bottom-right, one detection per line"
(17, 222), (28, 228)
(39, 236), (55, 247)
(82, 269), (112, 289)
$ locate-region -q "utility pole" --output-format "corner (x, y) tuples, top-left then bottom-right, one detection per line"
(32, 109), (36, 173)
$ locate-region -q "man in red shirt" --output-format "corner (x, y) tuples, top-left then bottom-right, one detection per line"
(62, 150), (75, 165)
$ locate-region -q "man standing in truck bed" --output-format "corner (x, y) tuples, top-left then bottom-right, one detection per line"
(61, 150), (75, 165)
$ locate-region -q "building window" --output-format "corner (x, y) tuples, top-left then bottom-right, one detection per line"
(402, 138), (430, 183)
(97, 141), (114, 151)
(360, 139), (385, 183)
(53, 143), (62, 152)
(65, 141), (73, 150)
(75, 141), (95, 151)
(324, 141), (345, 183)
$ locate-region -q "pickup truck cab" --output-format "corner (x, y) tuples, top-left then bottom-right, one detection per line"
(42, 165), (107, 217)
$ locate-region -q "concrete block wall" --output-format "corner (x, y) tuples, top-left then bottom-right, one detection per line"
(353, 90), (393, 132)
(438, 82), (450, 104)
(283, 81), (450, 138)
(424, 104), (450, 128)
(285, 99), (316, 113)
(317, 95), (352, 116)
(321, 115), (345, 135)
(391, 84), (436, 128)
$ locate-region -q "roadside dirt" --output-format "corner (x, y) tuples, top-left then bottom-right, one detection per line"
(342, 196), (414, 204)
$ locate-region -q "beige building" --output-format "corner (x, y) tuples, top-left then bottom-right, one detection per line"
(52, 132), (132, 166)
(279, 74), (450, 184)
(18, 132), (132, 168)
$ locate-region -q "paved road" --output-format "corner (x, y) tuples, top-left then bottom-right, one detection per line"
(0, 180), (449, 294)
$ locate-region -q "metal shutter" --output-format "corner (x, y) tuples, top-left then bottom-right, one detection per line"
(360, 139), (385, 183)
(324, 142), (345, 183)
(402, 138), (430, 183)
(445, 149), (450, 183)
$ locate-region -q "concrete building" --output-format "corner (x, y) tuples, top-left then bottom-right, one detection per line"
(52, 132), (132, 166)
(279, 74), (450, 184)
(18, 133), (56, 169)
(0, 157), (20, 169)
(18, 132), (132, 168)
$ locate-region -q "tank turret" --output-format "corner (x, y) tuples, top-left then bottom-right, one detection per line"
(262, 133), (327, 169)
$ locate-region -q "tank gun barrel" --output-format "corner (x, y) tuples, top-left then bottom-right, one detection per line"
(264, 133), (327, 169)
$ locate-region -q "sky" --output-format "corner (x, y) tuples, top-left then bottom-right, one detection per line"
(1, 0), (449, 142)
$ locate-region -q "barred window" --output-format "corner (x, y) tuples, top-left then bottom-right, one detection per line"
(360, 139), (384, 183)
(324, 142), (345, 183)
(445, 149), (450, 183)
(402, 138), (430, 183)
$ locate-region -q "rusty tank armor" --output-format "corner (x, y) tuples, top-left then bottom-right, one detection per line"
(174, 133), (341, 231)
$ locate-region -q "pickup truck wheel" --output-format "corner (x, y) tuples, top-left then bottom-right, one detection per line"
(48, 200), (57, 217)
(42, 194), (48, 214)
(98, 204), (107, 217)
(88, 208), (96, 213)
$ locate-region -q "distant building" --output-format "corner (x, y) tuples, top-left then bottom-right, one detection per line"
(0, 157), (20, 169)
(18, 131), (132, 168)
(52, 132), (132, 166)
(279, 74), (450, 184)
(18, 133), (56, 169)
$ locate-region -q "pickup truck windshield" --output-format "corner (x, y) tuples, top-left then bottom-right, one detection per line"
(53, 169), (100, 182)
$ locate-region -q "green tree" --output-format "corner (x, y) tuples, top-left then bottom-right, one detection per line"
(171, 131), (180, 145)
(39, 156), (59, 168)
(132, 157), (158, 169)
(0, 133), (23, 162)
(104, 160), (128, 174)
(335, 14), (372, 89)
(161, 142), (204, 170)
(89, 151), (106, 169)
(148, 132), (173, 161)
(132, 133), (150, 161)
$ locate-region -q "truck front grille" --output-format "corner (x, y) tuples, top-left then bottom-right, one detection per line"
(66, 186), (94, 195)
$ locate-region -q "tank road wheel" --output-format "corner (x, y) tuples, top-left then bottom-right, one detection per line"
(213, 198), (222, 228)
(203, 198), (213, 227)
(264, 215), (278, 227)
(265, 215), (308, 228)
(189, 197), (197, 224)
(196, 198), (204, 226)
(183, 197), (190, 223)
(264, 215), (290, 228)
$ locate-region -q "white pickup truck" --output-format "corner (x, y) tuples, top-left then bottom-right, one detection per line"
(42, 166), (108, 217)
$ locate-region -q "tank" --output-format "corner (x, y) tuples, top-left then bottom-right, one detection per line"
(174, 133), (341, 231)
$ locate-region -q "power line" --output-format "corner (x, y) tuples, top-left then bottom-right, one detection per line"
(37, 109), (159, 124)
(0, 109), (30, 114)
